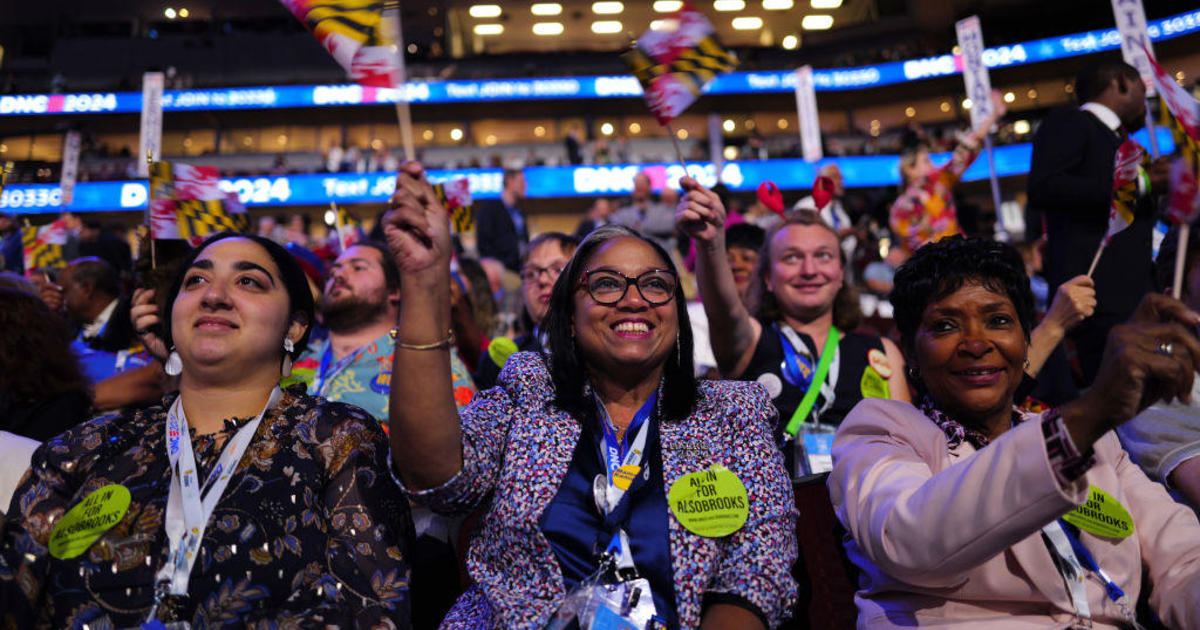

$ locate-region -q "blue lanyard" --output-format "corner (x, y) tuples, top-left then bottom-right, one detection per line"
(599, 392), (656, 480)
(776, 325), (816, 389)
(1058, 519), (1128, 605)
(312, 341), (366, 396)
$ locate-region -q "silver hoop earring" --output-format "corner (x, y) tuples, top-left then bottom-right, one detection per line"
(165, 348), (183, 376)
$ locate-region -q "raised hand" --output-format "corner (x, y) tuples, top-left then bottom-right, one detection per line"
(1044, 275), (1097, 335)
(674, 176), (727, 245)
(130, 287), (169, 361)
(381, 161), (452, 280)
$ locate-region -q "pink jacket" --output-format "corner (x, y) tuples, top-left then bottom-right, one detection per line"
(829, 398), (1200, 629)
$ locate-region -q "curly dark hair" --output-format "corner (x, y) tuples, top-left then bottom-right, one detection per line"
(891, 235), (1035, 354)
(0, 288), (91, 414)
(748, 211), (862, 331)
(541, 225), (698, 423)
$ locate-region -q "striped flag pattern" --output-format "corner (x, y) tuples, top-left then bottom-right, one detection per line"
(279, 0), (402, 88)
(22, 220), (68, 273)
(433, 177), (473, 233)
(150, 161), (248, 243)
(1145, 47), (1200, 225)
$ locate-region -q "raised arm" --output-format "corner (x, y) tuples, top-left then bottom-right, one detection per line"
(1026, 275), (1096, 377)
(383, 162), (464, 490)
(676, 177), (761, 378)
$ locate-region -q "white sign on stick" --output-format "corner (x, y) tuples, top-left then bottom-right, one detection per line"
(1111, 0), (1157, 97)
(955, 16), (993, 129)
(60, 130), (81, 206)
(138, 72), (164, 177)
(794, 65), (822, 162)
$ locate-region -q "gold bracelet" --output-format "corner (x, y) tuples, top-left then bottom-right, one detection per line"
(389, 328), (456, 350)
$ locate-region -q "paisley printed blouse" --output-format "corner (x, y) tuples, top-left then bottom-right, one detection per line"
(0, 385), (411, 630)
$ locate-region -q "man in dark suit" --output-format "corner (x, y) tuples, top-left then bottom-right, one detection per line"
(1028, 59), (1168, 385)
(475, 167), (530, 273)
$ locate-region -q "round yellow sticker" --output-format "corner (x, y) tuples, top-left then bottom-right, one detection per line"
(1062, 485), (1134, 539)
(668, 465), (749, 537)
(48, 484), (131, 559)
(488, 336), (519, 368)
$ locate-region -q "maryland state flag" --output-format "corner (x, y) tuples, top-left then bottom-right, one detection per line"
(433, 177), (473, 233)
(621, 3), (737, 125)
(150, 161), (248, 244)
(1104, 139), (1150, 245)
(280, 0), (402, 88)
(332, 202), (364, 251)
(1145, 48), (1200, 226)
(22, 219), (68, 274)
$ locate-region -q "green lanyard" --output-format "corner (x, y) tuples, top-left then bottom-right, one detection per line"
(784, 326), (839, 436)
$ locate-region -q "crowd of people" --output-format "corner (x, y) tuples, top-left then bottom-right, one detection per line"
(2, 58), (1200, 629)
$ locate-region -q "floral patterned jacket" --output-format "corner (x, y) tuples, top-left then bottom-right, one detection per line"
(889, 139), (982, 255)
(403, 352), (798, 629)
(0, 385), (411, 630)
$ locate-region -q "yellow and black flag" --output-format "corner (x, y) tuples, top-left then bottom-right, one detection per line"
(621, 4), (737, 125)
(21, 219), (68, 273)
(279, 0), (401, 88)
(433, 177), (474, 233)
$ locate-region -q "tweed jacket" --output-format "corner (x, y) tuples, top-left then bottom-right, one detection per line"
(830, 398), (1200, 629)
(402, 352), (798, 629)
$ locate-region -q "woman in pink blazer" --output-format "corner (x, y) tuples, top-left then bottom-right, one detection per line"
(831, 235), (1200, 629)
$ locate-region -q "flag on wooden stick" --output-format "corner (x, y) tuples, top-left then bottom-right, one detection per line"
(22, 219), (68, 274)
(150, 161), (247, 244)
(621, 3), (736, 125)
(1144, 48), (1200, 226)
(332, 202), (364, 251)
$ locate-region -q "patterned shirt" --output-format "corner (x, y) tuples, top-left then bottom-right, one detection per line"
(286, 330), (477, 425)
(889, 139), (981, 255)
(0, 386), (411, 629)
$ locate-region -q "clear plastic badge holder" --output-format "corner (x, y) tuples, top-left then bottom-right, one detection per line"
(794, 422), (836, 478)
(545, 548), (660, 630)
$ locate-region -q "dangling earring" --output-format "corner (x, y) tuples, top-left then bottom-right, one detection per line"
(281, 338), (295, 378)
(165, 347), (183, 376)
(906, 365), (920, 382)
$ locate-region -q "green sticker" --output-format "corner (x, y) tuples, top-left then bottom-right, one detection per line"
(668, 465), (749, 538)
(488, 336), (519, 368)
(860, 366), (890, 399)
(1062, 485), (1134, 539)
(48, 484), (131, 559)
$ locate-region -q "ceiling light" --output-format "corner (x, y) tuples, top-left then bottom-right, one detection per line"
(1013, 120), (1031, 135)
(601, 122), (615, 136)
(961, 98), (973, 110)
(474, 24), (504, 35)
(723, 146), (739, 160)
(468, 5), (502, 18)
(592, 1), (624, 14)
(534, 126), (546, 137)
(164, 8), (177, 19)
(450, 128), (464, 141)
(650, 19), (677, 30)
(777, 118), (788, 129)
(905, 107), (916, 117)
(324, 210), (336, 225)
(763, 0), (793, 8)
(178, 8), (189, 18)
(533, 22), (564, 35)
(531, 3), (563, 15)
(714, 0), (745, 11)
(1003, 91), (1015, 103)
(485, 135), (498, 145)
(745, 119), (756, 129)
(722, 119), (736, 132)
(801, 15), (833, 29)
(810, 0), (842, 8)
(782, 34), (799, 49)
(676, 128), (689, 139)
(591, 20), (622, 33)
(422, 129), (434, 141)
(629, 122), (642, 134)
(732, 16), (762, 30)
(653, 0), (682, 11)
(940, 101), (951, 112)
(1027, 88), (1038, 99)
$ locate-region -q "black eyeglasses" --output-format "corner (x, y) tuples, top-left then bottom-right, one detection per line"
(520, 264), (565, 285)
(576, 269), (678, 306)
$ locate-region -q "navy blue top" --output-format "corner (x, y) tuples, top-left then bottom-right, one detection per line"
(540, 413), (679, 628)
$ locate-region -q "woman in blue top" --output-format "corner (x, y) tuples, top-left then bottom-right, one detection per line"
(383, 162), (797, 629)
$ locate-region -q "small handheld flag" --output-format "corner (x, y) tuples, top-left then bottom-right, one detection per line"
(433, 177), (474, 233)
(1087, 139), (1149, 278)
(331, 202), (364, 251)
(621, 3), (737, 126)
(279, 0), (402, 89)
(22, 219), (68, 275)
(150, 161), (248, 244)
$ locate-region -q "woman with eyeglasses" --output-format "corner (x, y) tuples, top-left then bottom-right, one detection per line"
(474, 232), (579, 390)
(382, 163), (797, 629)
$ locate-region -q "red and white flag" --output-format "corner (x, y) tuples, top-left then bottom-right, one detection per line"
(279, 0), (402, 89)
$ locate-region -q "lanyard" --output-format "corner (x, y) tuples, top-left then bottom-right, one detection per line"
(311, 341), (366, 396)
(1042, 519), (1144, 629)
(780, 325), (840, 436)
(592, 390), (657, 575)
(153, 388), (281, 602)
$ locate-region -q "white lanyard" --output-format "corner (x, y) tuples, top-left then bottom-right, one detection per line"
(779, 325), (840, 421)
(1042, 520), (1092, 622)
(156, 388), (281, 596)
